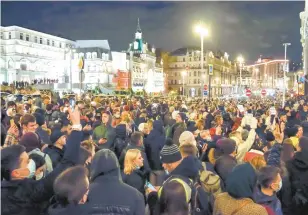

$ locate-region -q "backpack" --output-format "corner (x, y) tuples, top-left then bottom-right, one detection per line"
(162, 175), (212, 215)
(200, 162), (223, 197)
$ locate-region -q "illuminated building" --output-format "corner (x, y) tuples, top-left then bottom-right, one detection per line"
(0, 25), (74, 84)
(245, 57), (289, 90)
(125, 19), (164, 94)
(167, 48), (237, 97)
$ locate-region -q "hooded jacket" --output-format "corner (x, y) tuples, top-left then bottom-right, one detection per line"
(213, 163), (268, 215)
(253, 185), (283, 215)
(170, 155), (200, 180)
(286, 149), (308, 215)
(88, 149), (145, 215)
(144, 120), (165, 171)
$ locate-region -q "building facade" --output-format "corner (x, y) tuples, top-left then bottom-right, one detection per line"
(245, 58), (289, 91)
(126, 19), (164, 94)
(0, 25), (75, 84)
(72, 40), (113, 90)
(167, 48), (237, 97)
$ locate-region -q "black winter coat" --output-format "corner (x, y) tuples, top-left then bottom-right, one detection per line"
(43, 145), (64, 168)
(144, 120), (165, 171)
(286, 149), (308, 215)
(122, 168), (147, 200)
(88, 149), (145, 215)
(1, 131), (82, 215)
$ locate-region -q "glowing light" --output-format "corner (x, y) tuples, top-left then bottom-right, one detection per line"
(194, 23), (209, 37)
(237, 55), (244, 64)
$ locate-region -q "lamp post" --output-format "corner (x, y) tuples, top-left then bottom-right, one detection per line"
(65, 45), (75, 92)
(194, 22), (209, 98)
(282, 43), (291, 108)
(181, 70), (187, 97)
(237, 55), (244, 94)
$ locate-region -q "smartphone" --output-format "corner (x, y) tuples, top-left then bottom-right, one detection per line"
(145, 181), (156, 190)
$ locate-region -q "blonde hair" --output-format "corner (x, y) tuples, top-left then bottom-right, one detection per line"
(124, 149), (141, 175)
(249, 155), (266, 171)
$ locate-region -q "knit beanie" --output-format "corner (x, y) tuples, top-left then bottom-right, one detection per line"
(19, 132), (42, 152)
(186, 121), (197, 133)
(179, 131), (196, 146)
(160, 138), (182, 164)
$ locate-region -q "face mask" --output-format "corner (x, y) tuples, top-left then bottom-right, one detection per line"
(27, 159), (36, 179)
(273, 180), (282, 192)
(36, 171), (44, 180)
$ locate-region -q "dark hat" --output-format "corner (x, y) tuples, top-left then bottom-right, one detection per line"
(19, 132), (42, 152)
(160, 138), (182, 164)
(265, 131), (275, 142)
(186, 121), (197, 132)
(33, 113), (45, 126)
(46, 104), (53, 111)
(178, 112), (187, 122)
(216, 138), (237, 156)
(50, 129), (65, 144)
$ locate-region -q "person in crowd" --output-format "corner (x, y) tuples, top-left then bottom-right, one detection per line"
(213, 163), (268, 215)
(93, 111), (116, 150)
(122, 149), (147, 200)
(48, 166), (89, 215)
(33, 112), (51, 145)
(119, 131), (151, 174)
(253, 166), (283, 215)
(1, 107), (82, 215)
(43, 129), (66, 168)
(168, 112), (187, 146)
(28, 153), (47, 180)
(88, 149), (145, 214)
(286, 136), (308, 215)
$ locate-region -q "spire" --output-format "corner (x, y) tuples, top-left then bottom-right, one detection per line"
(137, 18), (141, 32)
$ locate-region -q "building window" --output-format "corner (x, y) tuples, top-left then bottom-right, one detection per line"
(190, 58), (192, 62)
(0, 32), (3, 39)
(40, 38), (42, 44)
(35, 36), (38, 43)
(26, 34), (29, 41)
(47, 39), (50, 45)
(59, 43), (62, 48)
(183, 58), (185, 62)
(52, 41), (54, 46)
(92, 52), (97, 59)
(194, 79), (197, 84)
(86, 52), (91, 59)
(194, 71), (196, 76)
(20, 33), (23, 40)
(9, 32), (11, 39)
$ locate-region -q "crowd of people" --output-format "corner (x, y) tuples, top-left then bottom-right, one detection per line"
(1, 93), (308, 215)
(1, 79), (59, 89)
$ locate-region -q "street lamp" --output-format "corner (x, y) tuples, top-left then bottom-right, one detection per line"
(237, 55), (244, 93)
(65, 45), (75, 91)
(181, 70), (187, 97)
(194, 22), (209, 98)
(282, 43), (291, 108)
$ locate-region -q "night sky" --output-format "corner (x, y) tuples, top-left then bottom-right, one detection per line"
(1, 1), (304, 64)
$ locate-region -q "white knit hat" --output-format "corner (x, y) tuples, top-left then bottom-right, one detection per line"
(179, 131), (197, 146)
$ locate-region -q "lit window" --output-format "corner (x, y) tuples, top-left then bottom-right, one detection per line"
(20, 33), (23, 40)
(86, 52), (91, 59)
(92, 52), (97, 59)
(40, 38), (42, 44)
(26, 34), (29, 41)
(47, 39), (50, 45)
